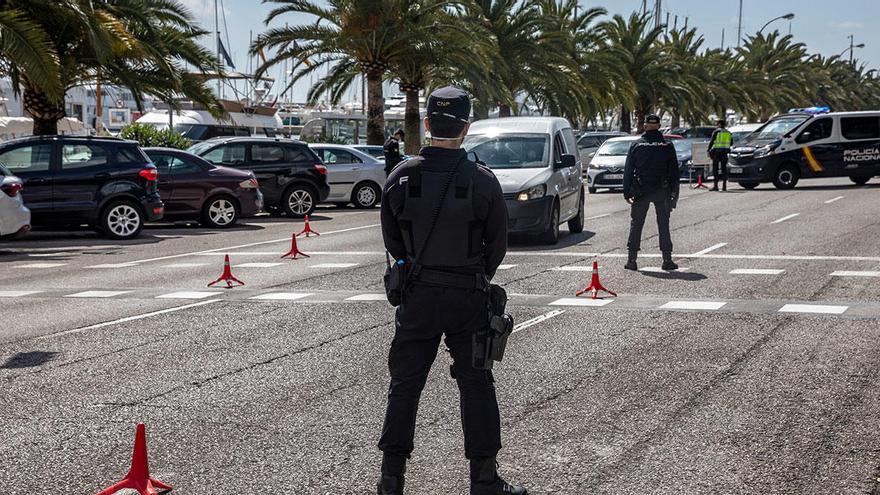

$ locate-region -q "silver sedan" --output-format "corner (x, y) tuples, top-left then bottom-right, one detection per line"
(308, 144), (386, 208)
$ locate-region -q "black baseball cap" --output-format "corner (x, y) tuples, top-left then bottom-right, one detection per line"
(427, 86), (471, 123)
(645, 114), (661, 124)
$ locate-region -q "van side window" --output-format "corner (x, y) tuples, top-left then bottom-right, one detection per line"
(797, 118), (834, 144)
(553, 133), (565, 163)
(841, 117), (880, 140)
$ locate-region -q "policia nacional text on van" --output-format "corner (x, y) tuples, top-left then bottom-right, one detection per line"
(728, 108), (880, 189)
(378, 86), (527, 495)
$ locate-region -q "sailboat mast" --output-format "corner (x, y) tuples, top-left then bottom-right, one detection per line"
(214, 0), (221, 97)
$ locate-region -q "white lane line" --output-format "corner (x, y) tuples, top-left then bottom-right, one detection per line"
(496, 264), (518, 270)
(691, 243), (727, 256)
(164, 263), (208, 268)
(586, 213), (611, 220)
(730, 268), (785, 275)
(39, 300), (220, 339)
(197, 252), (280, 256)
(15, 263), (67, 269)
(0, 290), (44, 297)
(156, 291), (222, 300)
(553, 266), (595, 271)
(549, 297), (614, 307)
(86, 263), (139, 269)
(249, 292), (312, 301)
(346, 293), (388, 301)
(778, 304), (848, 315)
(513, 309), (565, 333)
(824, 196), (844, 204)
(64, 290), (131, 298)
(772, 213), (800, 224)
(236, 262), (284, 268)
(660, 300), (727, 311)
(126, 223), (381, 265)
(831, 270), (880, 277)
(311, 263), (359, 269)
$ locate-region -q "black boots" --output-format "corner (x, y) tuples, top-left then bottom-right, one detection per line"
(662, 251), (678, 271)
(624, 250), (638, 271)
(377, 454), (406, 495)
(470, 457), (528, 495)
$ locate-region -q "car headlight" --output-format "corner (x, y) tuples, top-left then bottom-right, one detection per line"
(517, 184), (546, 202)
(753, 141), (781, 158)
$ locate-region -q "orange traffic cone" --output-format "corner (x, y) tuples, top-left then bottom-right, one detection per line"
(296, 215), (320, 237)
(575, 260), (617, 299)
(207, 254), (244, 288)
(94, 423), (172, 495)
(280, 233), (310, 260)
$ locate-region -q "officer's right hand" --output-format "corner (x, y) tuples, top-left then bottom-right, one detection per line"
(626, 197), (633, 205)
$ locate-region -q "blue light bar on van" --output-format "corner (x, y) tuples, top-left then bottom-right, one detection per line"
(788, 106), (830, 114)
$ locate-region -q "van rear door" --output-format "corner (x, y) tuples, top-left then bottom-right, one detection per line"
(838, 115), (880, 177)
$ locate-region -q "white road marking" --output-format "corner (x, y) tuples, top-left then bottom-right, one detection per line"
(778, 304), (848, 315)
(549, 297), (614, 307)
(197, 252), (280, 256)
(771, 213), (800, 224)
(236, 262), (284, 268)
(585, 213), (611, 220)
(640, 267), (690, 273)
(156, 291), (222, 300)
(40, 300), (220, 339)
(15, 263), (67, 269)
(831, 270), (880, 277)
(64, 290), (131, 298)
(730, 268), (785, 275)
(0, 290), (43, 297)
(346, 293), (388, 301)
(87, 263), (138, 269)
(553, 266), (595, 271)
(503, 252), (880, 262)
(496, 264), (518, 270)
(824, 196), (844, 204)
(164, 263), (208, 268)
(513, 309), (565, 333)
(311, 263), (359, 269)
(660, 300), (727, 310)
(250, 292), (312, 301)
(691, 243), (727, 256)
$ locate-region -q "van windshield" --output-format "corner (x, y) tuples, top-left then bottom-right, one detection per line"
(462, 133), (549, 169)
(751, 116), (809, 140)
(597, 140), (635, 156)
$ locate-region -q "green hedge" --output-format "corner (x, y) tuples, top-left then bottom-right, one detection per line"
(120, 122), (192, 149)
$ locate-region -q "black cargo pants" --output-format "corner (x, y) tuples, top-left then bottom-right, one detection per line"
(378, 284), (502, 459)
(627, 188), (673, 253)
(712, 150), (729, 188)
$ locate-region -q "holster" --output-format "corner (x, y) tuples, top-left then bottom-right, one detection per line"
(472, 284), (514, 370)
(383, 257), (406, 307)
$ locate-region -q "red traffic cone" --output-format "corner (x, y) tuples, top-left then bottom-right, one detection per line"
(207, 254), (244, 288)
(296, 215), (320, 237)
(692, 173), (709, 190)
(95, 423), (172, 495)
(280, 233), (310, 260)
(575, 260), (617, 299)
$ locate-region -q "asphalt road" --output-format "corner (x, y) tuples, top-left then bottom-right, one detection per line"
(2, 177), (880, 494)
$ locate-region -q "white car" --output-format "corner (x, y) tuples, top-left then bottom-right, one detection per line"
(0, 165), (30, 238)
(309, 144), (386, 208)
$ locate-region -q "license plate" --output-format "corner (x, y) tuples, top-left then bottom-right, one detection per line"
(604, 174), (623, 180)
(729, 167), (742, 174)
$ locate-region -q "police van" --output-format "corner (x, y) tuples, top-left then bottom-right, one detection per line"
(727, 108), (880, 189)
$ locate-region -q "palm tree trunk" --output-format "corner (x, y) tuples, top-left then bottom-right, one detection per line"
(498, 103), (511, 118)
(671, 111), (681, 128)
(403, 89), (420, 154)
(619, 104), (631, 133)
(635, 107), (646, 134)
(366, 71), (385, 145)
(23, 83), (64, 136)
(473, 99), (489, 121)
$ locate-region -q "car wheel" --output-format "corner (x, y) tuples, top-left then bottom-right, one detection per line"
(739, 182), (759, 190)
(567, 189), (584, 234)
(771, 164), (799, 190)
(352, 182), (380, 209)
(282, 185), (317, 218)
(588, 186), (598, 194)
(850, 176), (870, 186)
(101, 200), (144, 240)
(540, 201), (560, 245)
(202, 195), (239, 228)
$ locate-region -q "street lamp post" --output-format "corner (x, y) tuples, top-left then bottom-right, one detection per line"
(759, 13), (795, 34)
(839, 35), (865, 64)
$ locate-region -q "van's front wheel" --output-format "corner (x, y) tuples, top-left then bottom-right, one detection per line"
(772, 164), (800, 190)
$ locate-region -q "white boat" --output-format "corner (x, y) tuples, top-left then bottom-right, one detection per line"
(136, 98), (284, 142)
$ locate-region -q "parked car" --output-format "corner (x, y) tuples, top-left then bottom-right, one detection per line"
(0, 165), (30, 238)
(576, 131), (628, 164)
(351, 145), (385, 161)
(463, 117), (584, 244)
(143, 148), (263, 227)
(187, 137), (329, 217)
(308, 144), (385, 208)
(0, 136), (162, 239)
(586, 134), (690, 192)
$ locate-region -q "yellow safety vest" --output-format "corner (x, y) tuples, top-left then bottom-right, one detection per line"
(712, 130), (732, 150)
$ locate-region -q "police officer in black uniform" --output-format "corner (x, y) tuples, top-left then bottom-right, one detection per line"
(623, 114), (680, 271)
(377, 86), (527, 495)
(384, 128), (405, 176)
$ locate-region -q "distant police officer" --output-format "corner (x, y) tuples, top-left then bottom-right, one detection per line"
(707, 119), (733, 191)
(623, 114), (680, 271)
(384, 128), (405, 176)
(377, 86), (527, 495)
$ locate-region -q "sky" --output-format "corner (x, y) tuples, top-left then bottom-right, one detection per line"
(179, 0), (879, 103)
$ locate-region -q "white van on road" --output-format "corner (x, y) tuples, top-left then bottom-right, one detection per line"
(463, 117), (585, 244)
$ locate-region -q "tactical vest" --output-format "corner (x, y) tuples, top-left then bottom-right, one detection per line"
(397, 157), (485, 268)
(712, 130), (733, 150)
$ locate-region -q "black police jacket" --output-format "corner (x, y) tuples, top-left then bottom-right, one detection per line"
(383, 137), (402, 174)
(381, 147), (508, 279)
(622, 130), (680, 200)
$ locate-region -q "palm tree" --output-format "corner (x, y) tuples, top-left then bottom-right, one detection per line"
(657, 28), (706, 127)
(1, 0), (221, 135)
(0, 5), (61, 103)
(737, 32), (810, 120)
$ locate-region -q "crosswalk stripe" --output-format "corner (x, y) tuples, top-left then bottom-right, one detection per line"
(831, 271), (880, 277)
(249, 292), (312, 301)
(236, 262), (284, 268)
(778, 304), (848, 315)
(311, 263), (359, 269)
(640, 267), (690, 273)
(164, 263), (208, 268)
(0, 290), (44, 297)
(660, 301), (727, 310)
(15, 263), (67, 269)
(346, 293), (388, 301)
(548, 297), (614, 307)
(65, 290), (131, 298)
(156, 291), (222, 300)
(730, 268), (785, 275)
(87, 263), (138, 269)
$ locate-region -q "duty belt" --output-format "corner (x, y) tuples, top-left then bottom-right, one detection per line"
(411, 267), (488, 290)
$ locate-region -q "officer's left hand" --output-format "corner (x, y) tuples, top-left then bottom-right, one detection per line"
(626, 197), (633, 205)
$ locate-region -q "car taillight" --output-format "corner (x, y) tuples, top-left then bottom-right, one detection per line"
(314, 164), (327, 175)
(1, 182), (22, 197)
(239, 178), (259, 189)
(139, 167), (158, 181)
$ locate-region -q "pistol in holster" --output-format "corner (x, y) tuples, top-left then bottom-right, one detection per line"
(472, 284), (514, 370)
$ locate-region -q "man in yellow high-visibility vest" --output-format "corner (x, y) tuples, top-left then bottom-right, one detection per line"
(707, 119), (733, 191)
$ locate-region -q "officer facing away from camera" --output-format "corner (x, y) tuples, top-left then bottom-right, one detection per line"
(384, 128), (405, 176)
(623, 114), (680, 272)
(707, 119), (732, 191)
(377, 86), (527, 495)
